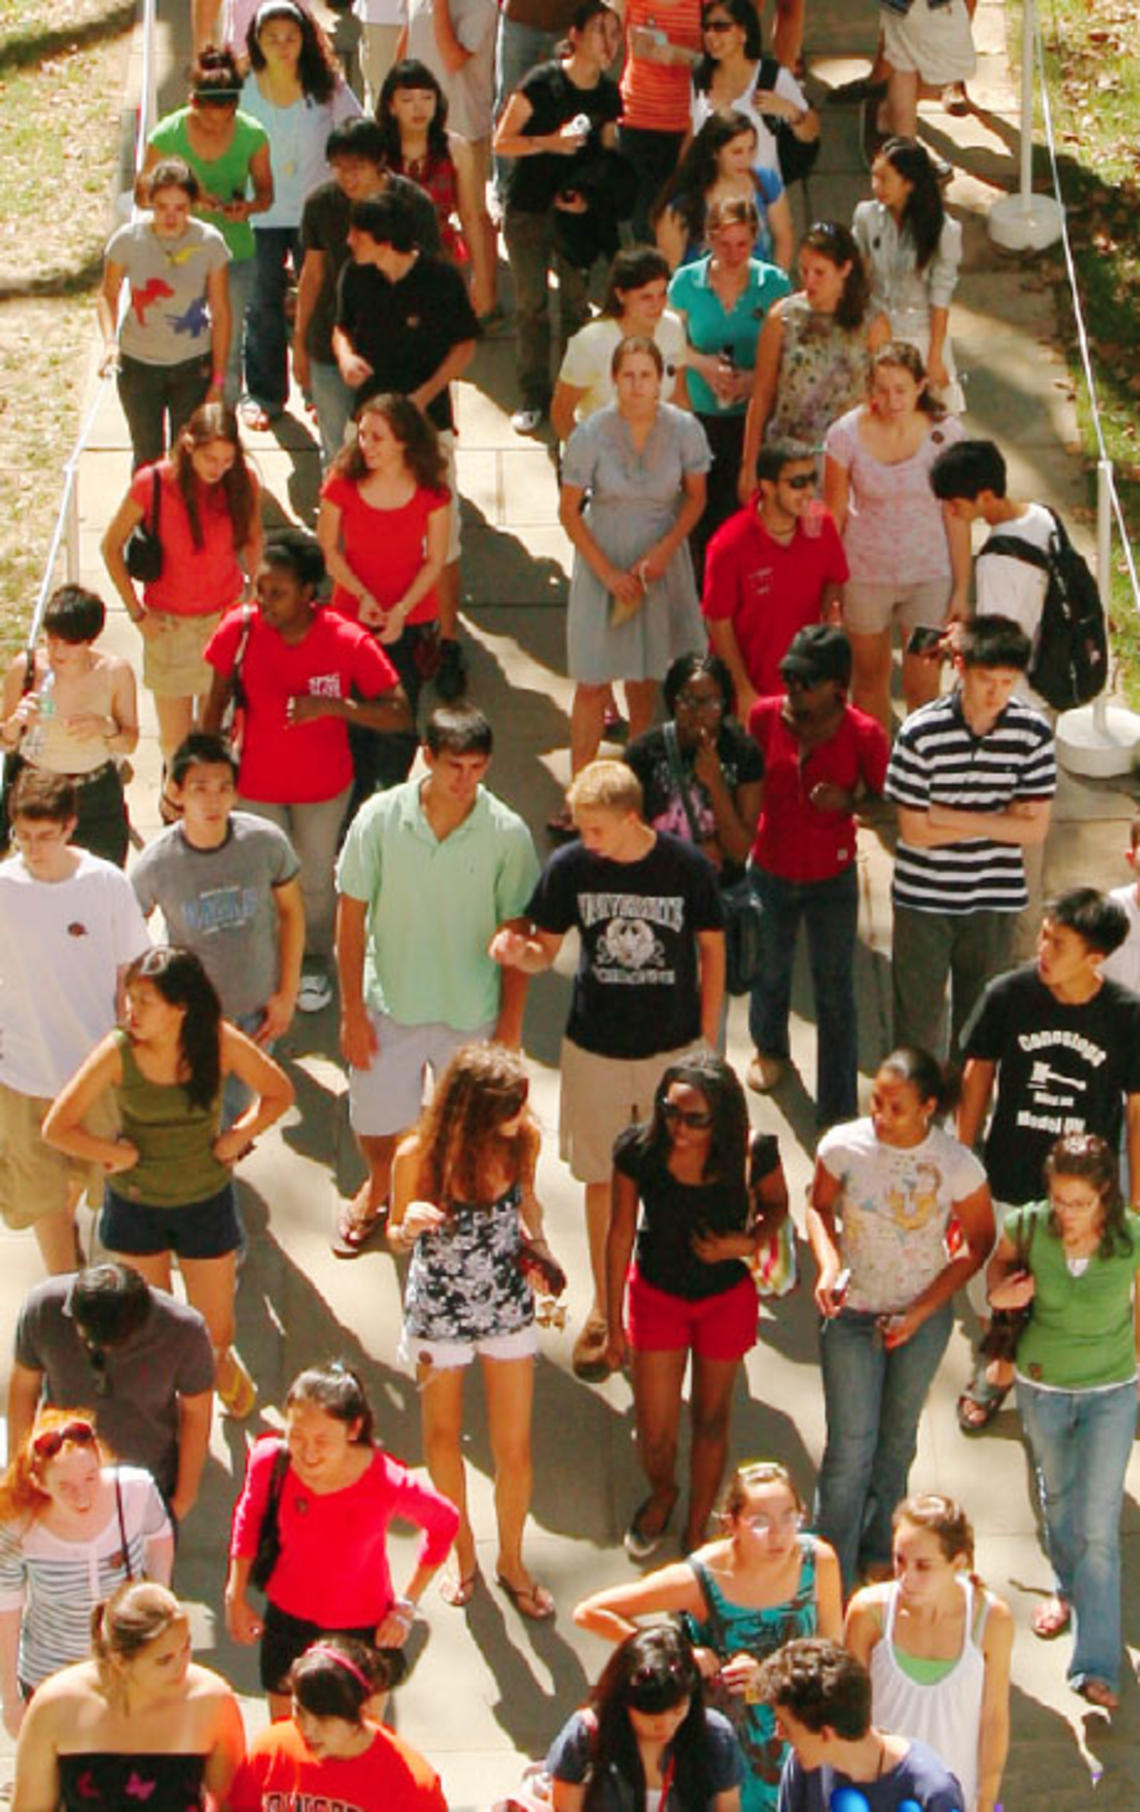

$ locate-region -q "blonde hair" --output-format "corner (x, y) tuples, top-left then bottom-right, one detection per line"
(567, 760), (643, 818)
(91, 1582), (187, 1668)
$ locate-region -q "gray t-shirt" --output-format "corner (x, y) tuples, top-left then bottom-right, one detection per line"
(105, 217), (229, 366)
(131, 813), (299, 1018)
(405, 0), (497, 140)
(14, 1277), (216, 1499)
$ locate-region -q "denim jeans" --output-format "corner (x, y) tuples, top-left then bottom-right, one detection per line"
(117, 352), (211, 471)
(748, 862), (859, 1129)
(501, 207), (592, 410)
(223, 256), (256, 408)
(815, 1302), (953, 1592)
(247, 227), (300, 415)
(308, 358), (355, 469)
(1017, 1377), (1137, 1691)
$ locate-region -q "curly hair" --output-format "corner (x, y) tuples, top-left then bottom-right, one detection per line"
(376, 58), (451, 161)
(0, 1410), (106, 1527)
(585, 1627), (710, 1812)
(414, 1043), (538, 1209)
(172, 401), (257, 551)
(333, 393), (448, 491)
(1044, 1132), (1133, 1259)
(245, 1), (342, 104)
(124, 946), (222, 1112)
(653, 110), (756, 235)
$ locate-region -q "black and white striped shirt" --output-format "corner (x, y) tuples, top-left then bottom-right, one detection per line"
(885, 690), (1056, 913)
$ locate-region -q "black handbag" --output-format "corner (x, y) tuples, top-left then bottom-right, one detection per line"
(980, 1212), (1036, 1362)
(662, 722), (764, 996)
(249, 1441), (290, 1593)
(125, 467), (164, 583)
(757, 55), (821, 187)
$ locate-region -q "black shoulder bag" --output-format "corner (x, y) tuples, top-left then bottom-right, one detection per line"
(124, 467), (164, 583)
(249, 1441), (290, 1592)
(979, 1211), (1037, 1362)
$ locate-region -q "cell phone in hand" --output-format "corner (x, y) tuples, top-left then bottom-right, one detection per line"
(906, 625), (945, 657)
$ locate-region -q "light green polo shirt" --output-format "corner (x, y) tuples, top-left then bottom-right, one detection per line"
(335, 777), (541, 1030)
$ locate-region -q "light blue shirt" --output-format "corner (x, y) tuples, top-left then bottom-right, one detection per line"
(239, 76), (361, 229)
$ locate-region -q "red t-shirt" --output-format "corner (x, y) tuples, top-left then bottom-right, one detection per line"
(229, 1719), (447, 1812)
(321, 474), (451, 626)
(204, 607), (398, 805)
(747, 695), (888, 883)
(702, 503), (849, 698)
(130, 460), (248, 617)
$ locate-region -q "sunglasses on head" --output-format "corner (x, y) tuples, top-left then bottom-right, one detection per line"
(662, 1101), (714, 1130)
(33, 1419), (97, 1461)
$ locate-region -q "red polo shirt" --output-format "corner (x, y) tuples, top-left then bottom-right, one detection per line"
(748, 695), (888, 883)
(702, 502), (849, 697)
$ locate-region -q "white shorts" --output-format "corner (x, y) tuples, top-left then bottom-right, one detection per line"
(348, 1013), (497, 1137)
(881, 0), (977, 85)
(398, 1323), (538, 1372)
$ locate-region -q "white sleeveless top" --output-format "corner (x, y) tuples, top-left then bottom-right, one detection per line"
(868, 1576), (986, 1810)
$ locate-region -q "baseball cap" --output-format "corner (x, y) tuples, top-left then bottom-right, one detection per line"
(779, 624), (852, 688)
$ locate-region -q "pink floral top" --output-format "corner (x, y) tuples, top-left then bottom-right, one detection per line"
(823, 406), (964, 586)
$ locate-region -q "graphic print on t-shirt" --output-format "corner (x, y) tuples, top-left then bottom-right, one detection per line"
(183, 885), (259, 936)
(581, 890), (683, 986)
(1013, 1028), (1103, 1137)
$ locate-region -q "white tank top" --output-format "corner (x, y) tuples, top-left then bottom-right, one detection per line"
(868, 1576), (986, 1809)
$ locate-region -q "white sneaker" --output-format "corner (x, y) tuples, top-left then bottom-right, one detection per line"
(297, 971), (333, 1012)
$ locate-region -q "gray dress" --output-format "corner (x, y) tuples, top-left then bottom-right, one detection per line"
(564, 403), (711, 684)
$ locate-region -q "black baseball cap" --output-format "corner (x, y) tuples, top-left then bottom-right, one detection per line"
(779, 624), (852, 688)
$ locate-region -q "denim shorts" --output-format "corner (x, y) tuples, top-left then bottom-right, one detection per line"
(100, 1181), (242, 1259)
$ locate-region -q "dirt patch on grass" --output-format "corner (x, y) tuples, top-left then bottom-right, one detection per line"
(0, 0), (134, 656)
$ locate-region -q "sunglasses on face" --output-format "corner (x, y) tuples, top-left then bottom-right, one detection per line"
(703, 17), (735, 30)
(662, 1101), (714, 1130)
(33, 1419), (98, 1460)
(781, 473), (816, 490)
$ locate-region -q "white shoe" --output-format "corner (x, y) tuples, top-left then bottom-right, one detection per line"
(297, 971), (333, 1012)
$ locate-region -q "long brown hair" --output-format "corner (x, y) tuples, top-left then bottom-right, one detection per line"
(0, 1409), (107, 1526)
(172, 402), (257, 550)
(415, 1043), (538, 1208)
(332, 393), (447, 491)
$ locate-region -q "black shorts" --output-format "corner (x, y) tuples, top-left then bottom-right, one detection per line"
(100, 1181), (242, 1259)
(260, 1600), (407, 1694)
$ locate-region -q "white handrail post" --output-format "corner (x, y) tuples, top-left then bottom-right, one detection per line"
(1094, 458), (1113, 735)
(988, 0), (1064, 251)
(65, 472), (80, 585)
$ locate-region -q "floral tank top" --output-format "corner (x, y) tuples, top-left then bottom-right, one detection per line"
(403, 1183), (534, 1341)
(767, 293), (871, 452)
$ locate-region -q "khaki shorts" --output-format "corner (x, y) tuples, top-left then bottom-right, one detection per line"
(881, 0), (977, 84)
(438, 430), (462, 565)
(559, 1036), (707, 1185)
(142, 609), (226, 699)
(841, 576), (949, 637)
(0, 1083), (117, 1231)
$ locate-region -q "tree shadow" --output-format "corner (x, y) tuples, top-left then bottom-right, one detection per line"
(0, 246), (105, 302)
(0, 0), (136, 75)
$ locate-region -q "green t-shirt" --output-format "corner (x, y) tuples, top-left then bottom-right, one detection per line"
(148, 107), (268, 263)
(1009, 1202), (1140, 1391)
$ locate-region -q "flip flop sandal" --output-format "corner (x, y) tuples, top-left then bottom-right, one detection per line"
(1032, 1596), (1072, 1639)
(956, 1366), (1012, 1434)
(440, 1569), (479, 1608)
(331, 1202), (386, 1258)
(496, 1574), (556, 1620)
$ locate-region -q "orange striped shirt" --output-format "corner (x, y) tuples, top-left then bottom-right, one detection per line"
(620, 0), (704, 133)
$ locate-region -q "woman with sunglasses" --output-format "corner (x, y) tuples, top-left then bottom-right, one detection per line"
(601, 1053), (786, 1558)
(0, 1413), (172, 1738)
(738, 222), (889, 505)
(12, 1580), (244, 1811)
(388, 1043), (559, 1620)
(689, 0), (817, 190)
(547, 1623), (743, 1812)
(574, 1461), (841, 1812)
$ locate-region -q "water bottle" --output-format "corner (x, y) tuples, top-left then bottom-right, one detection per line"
(22, 668), (55, 760)
(716, 343), (735, 411)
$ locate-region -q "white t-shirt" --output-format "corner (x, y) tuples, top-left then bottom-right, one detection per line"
(975, 502), (1054, 641)
(816, 1117), (987, 1314)
(557, 312), (688, 423)
(1101, 884), (1140, 995)
(405, 0), (497, 141)
(0, 851), (151, 1097)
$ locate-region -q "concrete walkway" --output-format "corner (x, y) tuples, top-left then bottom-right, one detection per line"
(3, 0), (1140, 1802)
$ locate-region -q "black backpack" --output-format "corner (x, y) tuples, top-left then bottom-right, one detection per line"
(757, 56), (820, 187)
(980, 507), (1108, 711)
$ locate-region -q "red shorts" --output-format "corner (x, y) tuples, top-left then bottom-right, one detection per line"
(626, 1265), (758, 1362)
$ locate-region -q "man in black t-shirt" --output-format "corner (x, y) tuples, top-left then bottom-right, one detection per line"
(491, 760), (725, 1387)
(955, 886), (1140, 1430)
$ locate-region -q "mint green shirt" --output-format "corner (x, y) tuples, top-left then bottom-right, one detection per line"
(148, 108), (269, 263)
(1009, 1202), (1140, 1391)
(335, 778), (540, 1030)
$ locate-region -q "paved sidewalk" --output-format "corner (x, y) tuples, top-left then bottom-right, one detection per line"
(3, 0), (1140, 1802)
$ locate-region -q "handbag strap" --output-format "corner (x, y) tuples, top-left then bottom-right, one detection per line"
(662, 722), (703, 846)
(114, 1467), (133, 1580)
(266, 1438), (289, 1512)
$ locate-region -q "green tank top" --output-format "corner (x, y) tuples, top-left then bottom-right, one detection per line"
(112, 1029), (229, 1207)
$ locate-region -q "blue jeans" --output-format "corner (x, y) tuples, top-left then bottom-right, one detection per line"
(814, 1302), (953, 1592)
(1017, 1377), (1137, 1691)
(748, 863), (859, 1129)
(224, 256), (256, 408)
(247, 227), (300, 414)
(308, 358), (354, 469)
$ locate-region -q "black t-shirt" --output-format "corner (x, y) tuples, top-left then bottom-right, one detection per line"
(335, 252), (479, 431)
(625, 722), (764, 886)
(961, 964), (1140, 1204)
(299, 175), (440, 362)
(614, 1123), (775, 1299)
(526, 831), (725, 1058)
(505, 60), (622, 215)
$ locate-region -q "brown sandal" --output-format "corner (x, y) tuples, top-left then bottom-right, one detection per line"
(331, 1201), (386, 1258)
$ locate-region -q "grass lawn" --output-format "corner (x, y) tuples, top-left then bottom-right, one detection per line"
(1028, 0), (1140, 698)
(0, 0), (133, 658)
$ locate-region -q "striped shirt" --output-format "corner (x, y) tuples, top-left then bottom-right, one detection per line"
(885, 689), (1055, 913)
(0, 1467), (171, 1687)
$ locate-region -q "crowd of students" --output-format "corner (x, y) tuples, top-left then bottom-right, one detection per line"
(0, 0), (1132, 1803)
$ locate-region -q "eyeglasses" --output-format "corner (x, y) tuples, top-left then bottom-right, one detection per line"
(781, 473), (816, 490)
(84, 1343), (112, 1399)
(662, 1102), (714, 1130)
(675, 690), (724, 713)
(703, 17), (735, 30)
(32, 1419), (98, 1460)
(744, 1510), (805, 1536)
